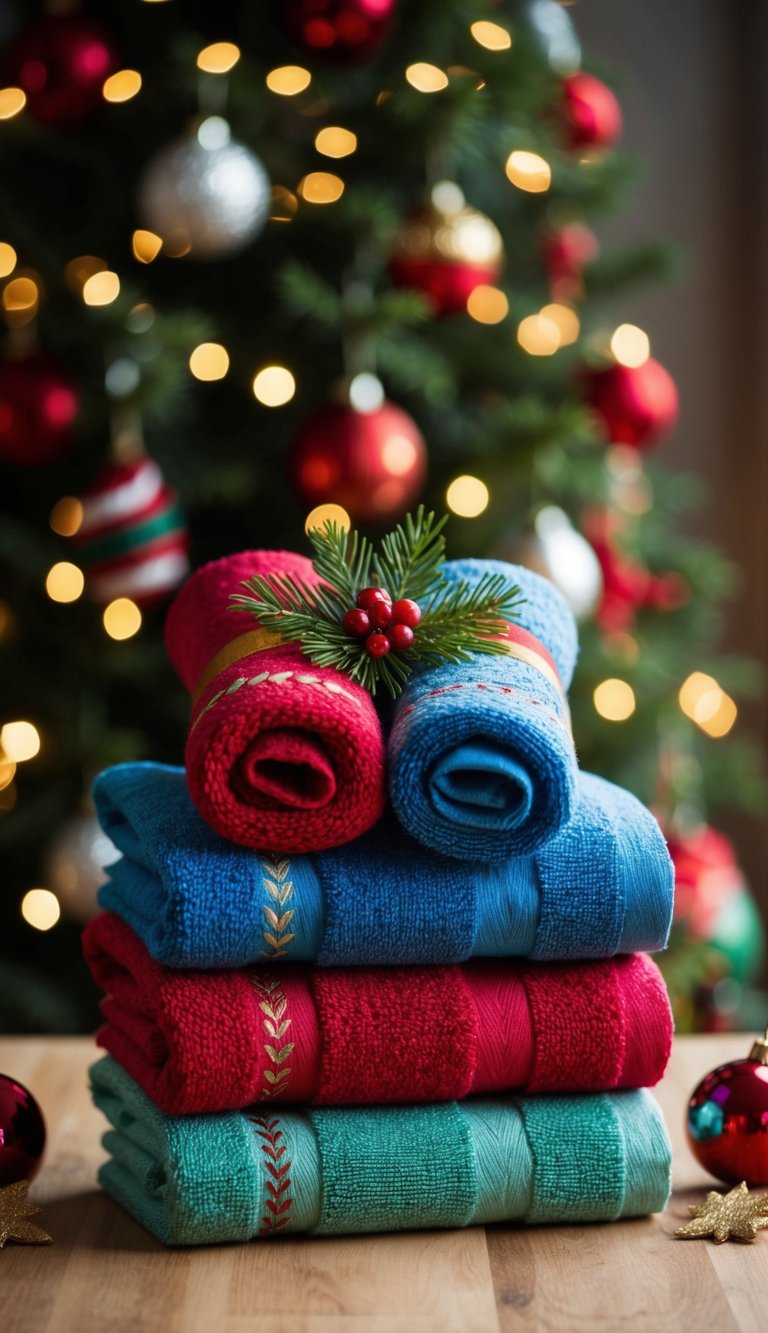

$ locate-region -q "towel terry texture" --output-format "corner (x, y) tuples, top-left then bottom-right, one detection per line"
(164, 550), (386, 852)
(93, 762), (673, 968)
(387, 560), (580, 862)
(83, 912), (672, 1114)
(90, 1055), (672, 1245)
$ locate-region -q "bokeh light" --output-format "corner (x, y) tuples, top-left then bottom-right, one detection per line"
(1, 721), (40, 762)
(470, 20), (512, 51)
(50, 496), (83, 537)
(103, 70), (142, 103)
(83, 271), (121, 306)
(593, 678), (636, 721)
(103, 598), (142, 640)
(305, 504), (351, 535)
(252, 365), (296, 407)
(315, 126), (357, 158)
(466, 285), (509, 324)
(46, 562), (85, 604)
(266, 66), (311, 96)
(299, 172), (345, 204)
(21, 888), (60, 932)
(197, 42), (240, 74)
(405, 63), (449, 93)
(611, 323), (650, 368)
(189, 343), (230, 381)
(505, 150), (551, 192)
(446, 475), (490, 518)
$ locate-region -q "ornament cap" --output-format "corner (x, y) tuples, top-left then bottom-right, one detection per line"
(749, 1027), (768, 1064)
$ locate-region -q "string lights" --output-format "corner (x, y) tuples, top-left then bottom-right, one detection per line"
(505, 150), (551, 193)
(0, 243), (17, 277)
(466, 285), (509, 324)
(405, 63), (448, 93)
(679, 672), (737, 738)
(304, 503), (351, 535)
(470, 21), (512, 51)
(252, 365), (296, 407)
(610, 323), (650, 368)
(132, 229), (163, 263)
(103, 598), (142, 640)
(1, 721), (40, 762)
(315, 127), (357, 158)
(266, 66), (311, 96)
(189, 342), (230, 381)
(103, 70), (142, 103)
(299, 172), (345, 204)
(446, 475), (490, 518)
(20, 888), (60, 932)
(593, 678), (636, 721)
(0, 87), (26, 119)
(50, 497), (83, 537)
(82, 270), (121, 306)
(45, 562), (85, 604)
(517, 312), (560, 356)
(196, 43), (240, 74)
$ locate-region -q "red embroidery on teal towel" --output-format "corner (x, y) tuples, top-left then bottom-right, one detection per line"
(250, 1114), (294, 1235)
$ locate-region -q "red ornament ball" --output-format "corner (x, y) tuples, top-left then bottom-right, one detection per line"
(342, 608), (371, 638)
(390, 192), (504, 317)
(391, 598), (421, 628)
(366, 631), (391, 657)
(583, 357), (679, 449)
(0, 352), (79, 468)
(0, 1072), (46, 1186)
(5, 13), (116, 125)
(291, 400), (427, 524)
(73, 457), (189, 607)
(687, 1038), (768, 1187)
(281, 0), (396, 66)
(541, 221), (599, 301)
(561, 73), (622, 150)
(389, 622), (414, 651)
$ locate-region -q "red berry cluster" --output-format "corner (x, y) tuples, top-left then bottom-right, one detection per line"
(342, 588), (422, 658)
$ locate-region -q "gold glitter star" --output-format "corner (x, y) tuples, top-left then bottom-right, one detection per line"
(676, 1180), (768, 1244)
(0, 1180), (52, 1249)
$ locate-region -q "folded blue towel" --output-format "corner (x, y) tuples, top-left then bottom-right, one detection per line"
(388, 560), (579, 862)
(93, 762), (673, 968)
(91, 1055), (672, 1246)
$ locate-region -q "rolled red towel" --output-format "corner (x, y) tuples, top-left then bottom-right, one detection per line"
(164, 551), (386, 851)
(83, 912), (673, 1115)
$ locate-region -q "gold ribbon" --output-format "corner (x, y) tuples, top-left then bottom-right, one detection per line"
(502, 640), (564, 700)
(192, 628), (285, 704)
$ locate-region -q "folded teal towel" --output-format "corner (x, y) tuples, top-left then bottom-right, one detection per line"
(388, 560), (579, 861)
(91, 1056), (671, 1246)
(94, 763), (673, 968)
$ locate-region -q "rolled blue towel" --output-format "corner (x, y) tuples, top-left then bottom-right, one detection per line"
(93, 762), (673, 968)
(90, 1055), (672, 1246)
(388, 559), (579, 862)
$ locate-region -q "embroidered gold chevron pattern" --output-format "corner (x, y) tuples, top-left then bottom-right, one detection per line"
(260, 855), (295, 959)
(250, 1114), (293, 1235)
(250, 973), (294, 1100)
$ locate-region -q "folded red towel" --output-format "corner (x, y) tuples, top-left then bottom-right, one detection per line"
(83, 912), (673, 1115)
(164, 551), (386, 851)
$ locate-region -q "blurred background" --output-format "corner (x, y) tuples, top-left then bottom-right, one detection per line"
(0, 0), (765, 1034)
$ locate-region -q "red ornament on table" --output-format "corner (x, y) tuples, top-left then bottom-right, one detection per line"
(561, 72), (622, 150)
(687, 1029), (768, 1187)
(5, 13), (116, 125)
(583, 357), (679, 449)
(0, 352), (79, 467)
(281, 0), (396, 65)
(389, 187), (504, 317)
(541, 221), (599, 301)
(0, 1073), (46, 1186)
(72, 456), (189, 608)
(290, 396), (427, 524)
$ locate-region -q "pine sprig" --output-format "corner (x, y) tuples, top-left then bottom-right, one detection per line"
(230, 510), (523, 698)
(373, 508), (449, 601)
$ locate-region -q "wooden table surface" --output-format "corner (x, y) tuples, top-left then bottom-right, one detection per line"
(2, 1034), (767, 1333)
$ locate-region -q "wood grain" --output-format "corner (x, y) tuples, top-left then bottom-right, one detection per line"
(2, 1035), (767, 1332)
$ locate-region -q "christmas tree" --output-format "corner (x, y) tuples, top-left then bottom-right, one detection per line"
(0, 0), (763, 1033)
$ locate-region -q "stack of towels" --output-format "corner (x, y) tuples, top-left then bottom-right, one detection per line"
(84, 551), (675, 1246)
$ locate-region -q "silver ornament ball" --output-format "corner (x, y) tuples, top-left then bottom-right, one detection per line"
(520, 0), (581, 74)
(139, 117), (271, 259)
(494, 506), (602, 619)
(45, 811), (119, 923)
